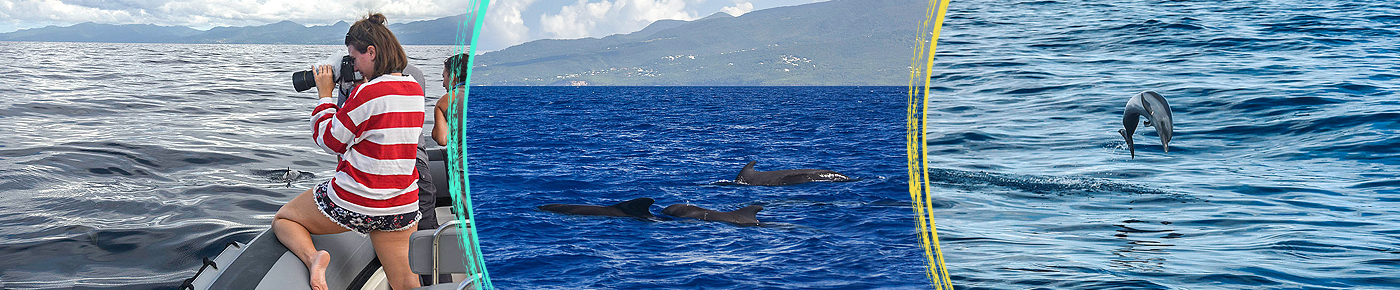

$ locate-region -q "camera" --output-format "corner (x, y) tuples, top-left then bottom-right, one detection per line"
(291, 54), (362, 95)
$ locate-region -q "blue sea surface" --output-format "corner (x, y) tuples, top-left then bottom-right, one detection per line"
(1, 0), (1399, 288)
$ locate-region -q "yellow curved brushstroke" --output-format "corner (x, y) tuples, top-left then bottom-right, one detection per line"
(906, 0), (954, 288)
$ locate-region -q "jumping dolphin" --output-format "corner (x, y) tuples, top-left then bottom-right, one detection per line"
(538, 197), (655, 218)
(1119, 91), (1173, 159)
(734, 161), (851, 186)
(662, 204), (763, 226)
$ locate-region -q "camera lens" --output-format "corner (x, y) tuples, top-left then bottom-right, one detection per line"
(292, 70), (315, 92)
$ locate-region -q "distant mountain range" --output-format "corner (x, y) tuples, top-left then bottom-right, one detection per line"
(1, 0), (926, 85)
(474, 0), (924, 85)
(0, 15), (473, 45)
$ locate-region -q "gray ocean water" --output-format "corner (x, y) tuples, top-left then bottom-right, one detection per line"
(0, 43), (463, 288)
(1, 0), (1399, 288)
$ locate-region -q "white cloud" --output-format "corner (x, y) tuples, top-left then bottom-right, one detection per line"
(355, 0), (460, 21)
(0, 0), (828, 50)
(538, 0), (695, 40)
(0, 0), (139, 24)
(479, 0), (537, 52)
(0, 0), (472, 30)
(719, 1), (753, 17)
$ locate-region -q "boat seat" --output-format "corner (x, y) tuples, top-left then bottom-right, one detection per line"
(409, 219), (480, 289)
(408, 220), (471, 274)
(426, 146), (451, 201)
(413, 281), (472, 290)
(416, 146), (478, 290)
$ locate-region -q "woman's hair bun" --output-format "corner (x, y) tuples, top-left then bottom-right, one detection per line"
(366, 13), (387, 25)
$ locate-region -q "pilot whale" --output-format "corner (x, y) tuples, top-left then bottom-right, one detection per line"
(734, 161), (851, 186)
(1119, 91), (1174, 159)
(538, 197), (655, 218)
(662, 204), (763, 226)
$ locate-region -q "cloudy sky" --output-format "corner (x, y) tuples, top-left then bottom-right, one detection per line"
(0, 0), (826, 51)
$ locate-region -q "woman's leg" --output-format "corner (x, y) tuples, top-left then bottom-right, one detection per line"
(273, 187), (351, 290)
(369, 227), (422, 290)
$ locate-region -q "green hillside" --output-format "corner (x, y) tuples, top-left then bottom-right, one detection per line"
(472, 0), (925, 86)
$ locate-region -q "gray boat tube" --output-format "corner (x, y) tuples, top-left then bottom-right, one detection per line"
(182, 144), (475, 290)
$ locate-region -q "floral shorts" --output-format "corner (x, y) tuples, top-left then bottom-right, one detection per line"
(314, 181), (420, 234)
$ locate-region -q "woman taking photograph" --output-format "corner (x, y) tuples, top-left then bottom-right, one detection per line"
(272, 13), (424, 290)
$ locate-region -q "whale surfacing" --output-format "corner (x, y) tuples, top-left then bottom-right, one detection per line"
(1119, 91), (1174, 159)
(539, 197), (655, 218)
(735, 161), (850, 186)
(662, 204), (763, 226)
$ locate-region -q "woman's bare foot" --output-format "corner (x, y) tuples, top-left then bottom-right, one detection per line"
(310, 250), (331, 290)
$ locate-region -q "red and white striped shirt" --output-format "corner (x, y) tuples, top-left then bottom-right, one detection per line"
(311, 74), (424, 216)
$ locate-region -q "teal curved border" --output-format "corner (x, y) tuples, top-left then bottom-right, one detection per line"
(445, 0), (494, 289)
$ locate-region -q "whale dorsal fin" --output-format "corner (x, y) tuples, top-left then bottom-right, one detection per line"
(736, 161), (758, 182)
(610, 197), (655, 217)
(732, 205), (763, 217)
(730, 205), (764, 225)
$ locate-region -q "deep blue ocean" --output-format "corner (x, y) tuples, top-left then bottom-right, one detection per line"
(1, 0), (1398, 288)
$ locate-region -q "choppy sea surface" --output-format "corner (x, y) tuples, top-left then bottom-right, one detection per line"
(1, 0), (1399, 288)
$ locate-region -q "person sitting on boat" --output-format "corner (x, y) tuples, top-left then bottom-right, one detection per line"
(431, 53), (470, 147)
(273, 13), (423, 290)
(415, 53), (470, 234)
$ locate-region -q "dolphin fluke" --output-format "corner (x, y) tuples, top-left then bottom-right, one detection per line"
(1119, 128), (1136, 159)
(1120, 91), (1173, 158)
